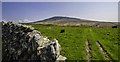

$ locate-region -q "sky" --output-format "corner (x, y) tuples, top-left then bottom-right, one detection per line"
(2, 2), (118, 22)
(2, 0), (119, 2)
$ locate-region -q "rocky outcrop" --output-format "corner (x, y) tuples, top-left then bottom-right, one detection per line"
(2, 22), (66, 62)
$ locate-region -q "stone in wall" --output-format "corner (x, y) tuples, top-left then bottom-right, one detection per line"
(2, 22), (66, 62)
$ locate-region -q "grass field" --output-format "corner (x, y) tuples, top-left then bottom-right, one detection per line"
(25, 24), (119, 61)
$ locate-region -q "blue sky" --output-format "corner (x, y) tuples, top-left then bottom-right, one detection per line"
(2, 0), (119, 2)
(2, 2), (118, 22)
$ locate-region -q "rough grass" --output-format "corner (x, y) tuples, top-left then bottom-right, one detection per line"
(24, 24), (118, 60)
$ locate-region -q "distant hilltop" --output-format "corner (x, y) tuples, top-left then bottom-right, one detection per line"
(33, 16), (94, 22)
(26, 16), (118, 27)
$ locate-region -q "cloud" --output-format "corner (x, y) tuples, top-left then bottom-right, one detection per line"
(0, 19), (33, 23)
(18, 19), (33, 23)
(0, 19), (12, 22)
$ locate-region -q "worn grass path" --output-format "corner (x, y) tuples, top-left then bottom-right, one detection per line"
(88, 28), (118, 61)
(84, 28), (107, 60)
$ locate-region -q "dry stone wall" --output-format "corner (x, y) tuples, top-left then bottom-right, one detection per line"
(2, 22), (66, 62)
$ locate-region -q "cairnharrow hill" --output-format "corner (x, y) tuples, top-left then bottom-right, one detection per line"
(2, 2), (119, 62)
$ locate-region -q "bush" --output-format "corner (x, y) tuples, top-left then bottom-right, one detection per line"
(112, 26), (117, 28)
(60, 29), (65, 33)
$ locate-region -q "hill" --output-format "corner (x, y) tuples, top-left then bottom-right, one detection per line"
(29, 16), (118, 27)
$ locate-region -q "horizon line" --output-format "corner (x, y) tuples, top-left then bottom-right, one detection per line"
(1, 16), (118, 23)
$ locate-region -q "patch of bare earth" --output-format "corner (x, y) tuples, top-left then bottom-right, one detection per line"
(85, 39), (92, 62)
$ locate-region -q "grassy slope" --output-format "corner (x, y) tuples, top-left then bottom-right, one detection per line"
(25, 24), (118, 60)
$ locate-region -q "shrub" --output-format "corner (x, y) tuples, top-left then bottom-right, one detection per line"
(60, 29), (65, 33)
(112, 26), (117, 28)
